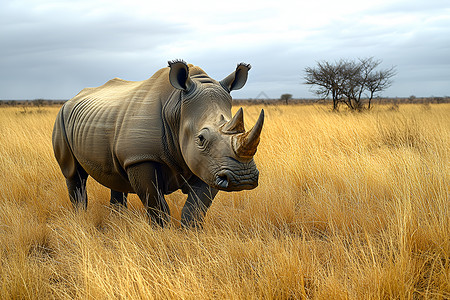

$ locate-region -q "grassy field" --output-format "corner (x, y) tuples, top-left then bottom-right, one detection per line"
(0, 104), (448, 299)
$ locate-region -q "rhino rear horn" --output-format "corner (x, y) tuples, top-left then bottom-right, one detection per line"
(222, 107), (245, 134)
(232, 109), (264, 158)
(168, 59), (193, 91)
(220, 62), (251, 92)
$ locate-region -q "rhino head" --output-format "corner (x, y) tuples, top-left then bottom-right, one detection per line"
(168, 60), (264, 191)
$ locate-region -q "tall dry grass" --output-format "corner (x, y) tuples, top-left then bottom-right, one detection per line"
(0, 104), (448, 299)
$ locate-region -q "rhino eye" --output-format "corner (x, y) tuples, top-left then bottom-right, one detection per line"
(197, 134), (206, 147)
(196, 128), (210, 149)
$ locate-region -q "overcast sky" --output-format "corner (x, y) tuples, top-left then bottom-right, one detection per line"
(1, 0), (449, 100)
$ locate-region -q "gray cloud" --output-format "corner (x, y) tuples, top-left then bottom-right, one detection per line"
(1, 1), (189, 98)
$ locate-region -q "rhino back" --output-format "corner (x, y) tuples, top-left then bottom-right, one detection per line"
(63, 68), (177, 191)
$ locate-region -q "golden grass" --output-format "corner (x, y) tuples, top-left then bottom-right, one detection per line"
(0, 104), (448, 299)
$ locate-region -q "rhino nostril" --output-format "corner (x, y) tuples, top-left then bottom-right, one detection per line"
(216, 173), (229, 188)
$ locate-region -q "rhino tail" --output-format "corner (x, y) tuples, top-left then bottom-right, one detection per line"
(52, 103), (79, 179)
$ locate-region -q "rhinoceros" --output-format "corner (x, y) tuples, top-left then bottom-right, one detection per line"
(52, 60), (264, 227)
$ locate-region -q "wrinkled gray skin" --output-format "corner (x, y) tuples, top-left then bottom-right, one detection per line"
(52, 60), (264, 227)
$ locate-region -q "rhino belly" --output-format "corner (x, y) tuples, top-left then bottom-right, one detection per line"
(73, 138), (134, 193)
(80, 157), (133, 192)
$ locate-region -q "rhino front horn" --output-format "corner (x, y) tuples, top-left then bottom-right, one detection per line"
(232, 109), (264, 158)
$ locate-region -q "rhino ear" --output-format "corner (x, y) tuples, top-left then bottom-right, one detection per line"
(220, 62), (251, 92)
(168, 60), (193, 91)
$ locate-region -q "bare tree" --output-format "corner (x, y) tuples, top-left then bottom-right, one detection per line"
(304, 57), (396, 110)
(365, 66), (396, 109)
(336, 59), (361, 110)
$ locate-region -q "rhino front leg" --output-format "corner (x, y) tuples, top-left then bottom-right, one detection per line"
(127, 162), (170, 227)
(181, 178), (218, 228)
(110, 190), (128, 207)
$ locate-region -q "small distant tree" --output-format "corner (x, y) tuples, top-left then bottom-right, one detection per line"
(304, 57), (396, 111)
(280, 93), (292, 104)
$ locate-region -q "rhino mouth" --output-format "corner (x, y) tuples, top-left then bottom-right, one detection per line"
(214, 168), (259, 191)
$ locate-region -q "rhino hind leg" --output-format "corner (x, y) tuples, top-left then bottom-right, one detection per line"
(110, 190), (128, 207)
(127, 162), (170, 227)
(66, 166), (89, 210)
